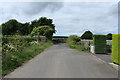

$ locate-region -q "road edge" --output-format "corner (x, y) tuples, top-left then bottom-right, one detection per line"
(90, 53), (119, 70)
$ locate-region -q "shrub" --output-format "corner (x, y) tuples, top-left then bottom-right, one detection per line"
(2, 37), (53, 75)
(2, 37), (37, 44)
(29, 41), (39, 45)
(93, 35), (107, 54)
(67, 35), (89, 52)
(67, 35), (80, 45)
(2, 37), (37, 54)
(112, 34), (120, 65)
(30, 25), (55, 40)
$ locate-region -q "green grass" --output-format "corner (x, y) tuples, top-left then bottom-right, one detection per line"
(2, 41), (53, 76)
(68, 44), (89, 52)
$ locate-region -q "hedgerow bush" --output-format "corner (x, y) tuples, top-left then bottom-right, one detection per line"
(112, 34), (120, 65)
(2, 37), (37, 54)
(2, 37), (36, 44)
(67, 35), (80, 46)
(67, 35), (89, 52)
(93, 35), (107, 54)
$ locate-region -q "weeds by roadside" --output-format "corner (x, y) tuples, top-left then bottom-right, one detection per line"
(69, 44), (89, 52)
(66, 35), (89, 52)
(2, 37), (53, 76)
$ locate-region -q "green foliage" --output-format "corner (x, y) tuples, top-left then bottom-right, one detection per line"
(30, 26), (55, 40)
(2, 19), (31, 35)
(2, 19), (20, 35)
(67, 35), (80, 45)
(2, 37), (36, 44)
(81, 31), (93, 39)
(30, 17), (55, 34)
(18, 23), (31, 35)
(2, 17), (56, 36)
(66, 35), (89, 52)
(93, 35), (107, 54)
(2, 37), (53, 75)
(69, 44), (89, 52)
(2, 37), (37, 57)
(107, 33), (112, 40)
(112, 34), (120, 65)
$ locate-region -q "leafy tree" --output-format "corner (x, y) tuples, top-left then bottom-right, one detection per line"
(2, 17), (56, 36)
(81, 31), (93, 39)
(2, 19), (20, 35)
(107, 33), (112, 40)
(30, 17), (55, 34)
(30, 25), (55, 40)
(18, 22), (30, 35)
(29, 19), (38, 32)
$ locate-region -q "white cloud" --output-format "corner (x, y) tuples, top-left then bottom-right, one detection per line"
(0, 2), (118, 36)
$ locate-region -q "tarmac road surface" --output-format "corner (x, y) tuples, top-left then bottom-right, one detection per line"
(5, 43), (118, 78)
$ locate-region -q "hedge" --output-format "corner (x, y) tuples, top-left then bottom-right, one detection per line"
(93, 35), (107, 54)
(112, 34), (120, 65)
(2, 37), (37, 44)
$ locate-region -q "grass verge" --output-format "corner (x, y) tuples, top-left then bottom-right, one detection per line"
(68, 44), (89, 52)
(2, 41), (53, 76)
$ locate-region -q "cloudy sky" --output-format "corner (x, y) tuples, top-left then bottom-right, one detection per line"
(0, 2), (118, 36)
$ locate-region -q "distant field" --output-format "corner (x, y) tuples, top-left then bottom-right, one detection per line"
(52, 36), (68, 43)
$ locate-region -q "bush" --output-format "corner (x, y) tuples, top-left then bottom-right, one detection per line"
(2, 37), (37, 54)
(2, 37), (37, 44)
(93, 35), (107, 54)
(112, 34), (120, 65)
(67, 35), (89, 52)
(2, 37), (53, 75)
(69, 44), (89, 52)
(67, 35), (80, 45)
(30, 25), (55, 40)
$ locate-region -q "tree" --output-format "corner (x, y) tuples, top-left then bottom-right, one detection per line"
(18, 22), (30, 35)
(30, 25), (55, 40)
(30, 17), (55, 34)
(2, 17), (56, 36)
(107, 33), (112, 40)
(81, 31), (93, 39)
(2, 19), (20, 35)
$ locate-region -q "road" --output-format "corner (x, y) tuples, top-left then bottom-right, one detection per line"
(5, 43), (118, 78)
